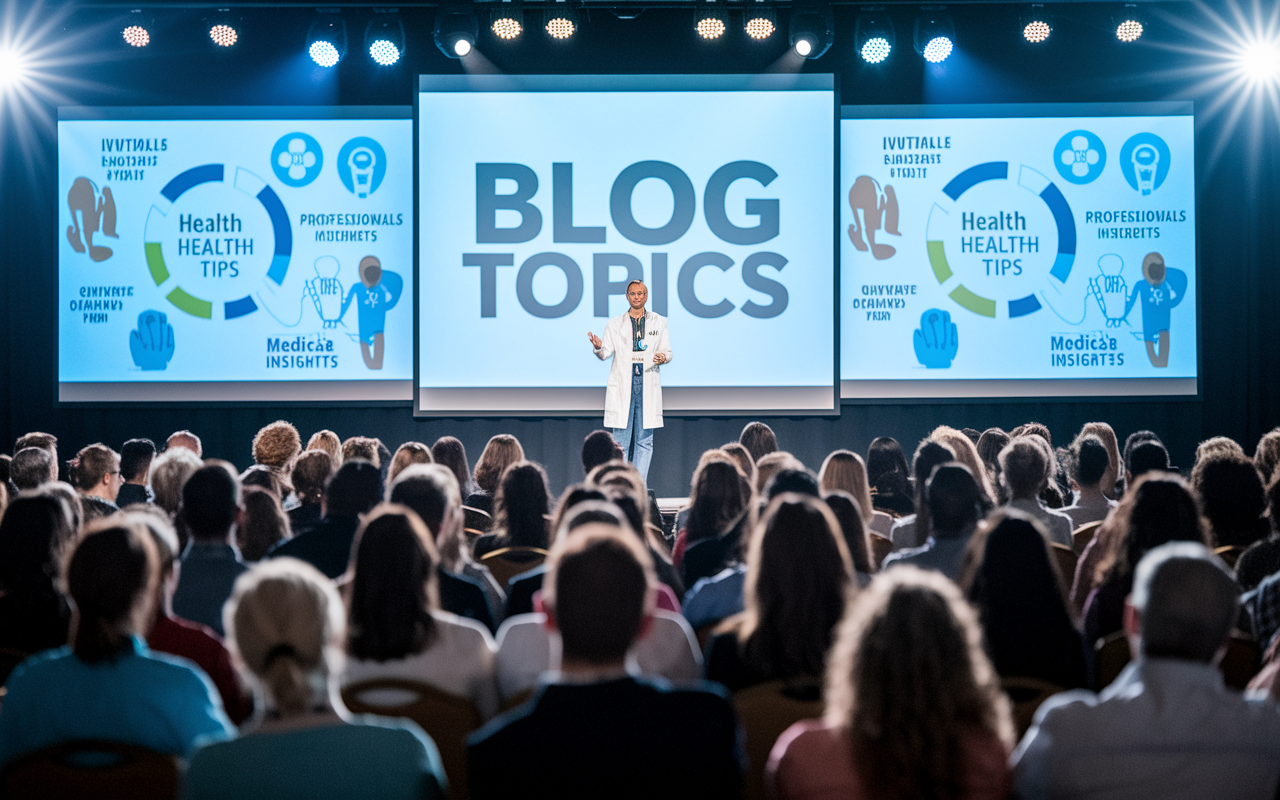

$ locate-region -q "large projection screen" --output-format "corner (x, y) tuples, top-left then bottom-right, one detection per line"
(840, 102), (1197, 400)
(57, 106), (413, 403)
(416, 74), (837, 417)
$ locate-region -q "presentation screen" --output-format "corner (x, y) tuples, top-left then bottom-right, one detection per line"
(840, 102), (1197, 399)
(57, 107), (413, 403)
(416, 74), (837, 417)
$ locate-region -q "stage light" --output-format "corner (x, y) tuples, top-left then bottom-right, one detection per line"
(435, 6), (478, 57)
(120, 11), (153, 48)
(1020, 7), (1052, 44)
(789, 6), (833, 59)
(695, 7), (727, 40)
(1115, 5), (1145, 42)
(0, 46), (27, 90)
(209, 24), (237, 47)
(855, 11), (895, 64)
(1239, 40), (1280, 83)
(545, 4), (579, 40)
(365, 14), (405, 65)
(744, 7), (776, 41)
(491, 5), (524, 40)
(206, 11), (240, 48)
(914, 12), (955, 63)
(307, 14), (347, 67)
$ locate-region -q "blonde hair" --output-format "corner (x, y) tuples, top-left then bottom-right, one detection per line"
(225, 558), (345, 717)
(930, 426), (996, 504)
(306, 430), (342, 466)
(1196, 436), (1244, 465)
(388, 442), (433, 484)
(819, 450), (874, 524)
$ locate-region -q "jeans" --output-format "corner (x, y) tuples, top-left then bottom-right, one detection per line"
(612, 364), (654, 483)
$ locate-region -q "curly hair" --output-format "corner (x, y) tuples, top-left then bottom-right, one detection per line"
(825, 566), (1014, 800)
(1095, 473), (1209, 587)
(253, 421), (301, 469)
(473, 434), (524, 495)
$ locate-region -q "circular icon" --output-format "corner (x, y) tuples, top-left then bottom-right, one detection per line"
(270, 132), (323, 187)
(143, 163), (292, 320)
(336, 137), (387, 199)
(1119, 132), (1171, 196)
(1053, 130), (1106, 185)
(925, 161), (1076, 319)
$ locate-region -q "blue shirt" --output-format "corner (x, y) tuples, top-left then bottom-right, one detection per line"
(880, 531), (974, 583)
(1122, 268), (1187, 342)
(173, 542), (249, 637)
(340, 271), (403, 343)
(681, 567), (746, 630)
(0, 637), (234, 769)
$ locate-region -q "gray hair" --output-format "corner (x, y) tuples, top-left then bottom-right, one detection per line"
(1132, 541), (1238, 663)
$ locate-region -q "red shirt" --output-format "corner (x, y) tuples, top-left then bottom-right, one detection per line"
(148, 614), (253, 725)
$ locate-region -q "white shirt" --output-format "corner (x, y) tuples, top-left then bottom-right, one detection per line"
(493, 610), (701, 702)
(1061, 493), (1117, 530)
(1012, 658), (1280, 800)
(341, 610), (499, 720)
(1008, 497), (1076, 549)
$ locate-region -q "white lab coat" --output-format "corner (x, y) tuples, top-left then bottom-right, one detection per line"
(594, 310), (672, 430)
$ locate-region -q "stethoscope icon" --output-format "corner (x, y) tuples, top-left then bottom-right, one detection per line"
(348, 147), (377, 198)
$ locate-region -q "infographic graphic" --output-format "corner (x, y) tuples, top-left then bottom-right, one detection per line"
(841, 104), (1196, 397)
(57, 108), (412, 402)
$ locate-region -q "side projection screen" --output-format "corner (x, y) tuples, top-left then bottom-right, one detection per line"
(58, 106), (413, 403)
(416, 74), (837, 417)
(840, 102), (1197, 399)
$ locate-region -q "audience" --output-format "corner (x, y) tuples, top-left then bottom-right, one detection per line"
(1014, 542), (1280, 799)
(0, 520), (234, 768)
(1192, 452), (1268, 549)
(888, 439), (956, 550)
(431, 435), (475, 499)
(14, 432), (59, 481)
(287, 449), (332, 536)
(931, 425), (998, 504)
(173, 463), (249, 635)
(821, 491), (875, 584)
(1255, 426), (1280, 484)
(581, 429), (624, 476)
(253, 420), (302, 473)
(739, 421), (778, 463)
(753, 450), (803, 496)
(976, 427), (1012, 502)
(306, 429), (343, 466)
(768, 566), (1014, 800)
(238, 486), (293, 562)
(387, 441), (433, 484)
(241, 463), (291, 502)
(472, 461), (551, 559)
(184, 557), (447, 800)
(883, 463), (988, 582)
(1236, 476), (1280, 592)
(467, 434), (525, 515)
(865, 436), (915, 518)
(68, 442), (123, 522)
(0, 495), (76, 655)
(819, 449), (894, 538)
(118, 437), (157, 507)
(1078, 421), (1122, 499)
(1061, 434), (1117, 529)
(342, 436), (381, 468)
(998, 436), (1074, 547)
(150, 445), (203, 518)
(675, 457), (752, 578)
(11, 446), (55, 491)
(468, 524), (742, 798)
(167, 429), (203, 456)
(269, 459), (382, 579)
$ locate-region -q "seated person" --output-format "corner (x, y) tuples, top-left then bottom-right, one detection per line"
(467, 524), (743, 798)
(287, 450), (331, 537)
(173, 463), (248, 636)
(0, 495), (76, 655)
(0, 520), (234, 768)
(882, 464), (986, 583)
(269, 459), (381, 579)
(183, 558), (447, 800)
(888, 440), (955, 550)
(1013, 542), (1280, 800)
(340, 505), (499, 721)
(68, 443), (123, 523)
(117, 438), (157, 508)
(1061, 434), (1118, 529)
(999, 437), (1075, 548)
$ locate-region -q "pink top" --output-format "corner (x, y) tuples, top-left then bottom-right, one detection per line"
(767, 719), (1012, 800)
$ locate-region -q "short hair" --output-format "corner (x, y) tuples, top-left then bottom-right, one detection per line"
(149, 447), (204, 516)
(999, 437), (1050, 499)
(240, 465), (289, 499)
(581, 430), (623, 475)
(67, 443), (120, 492)
(473, 434), (524, 495)
(1255, 427), (1280, 484)
(341, 436), (380, 468)
(1132, 542), (1238, 662)
(66, 521), (159, 664)
(545, 525), (655, 664)
(347, 505), (440, 662)
(291, 450), (333, 505)
(166, 430), (202, 457)
(225, 558), (344, 716)
(306, 430), (342, 466)
(625, 279), (647, 293)
(927, 463), (984, 534)
(765, 468), (821, 500)
(431, 436), (473, 497)
(388, 442), (433, 484)
(389, 463), (460, 534)
(239, 487), (292, 562)
(11, 447), (54, 490)
(15, 432), (57, 454)
(1123, 430), (1162, 472)
(754, 451), (804, 496)
(1128, 440), (1170, 478)
(119, 439), (157, 482)
(1069, 435), (1111, 488)
(739, 422), (779, 463)
(253, 421), (301, 469)
(182, 464), (242, 541)
(325, 460), (383, 518)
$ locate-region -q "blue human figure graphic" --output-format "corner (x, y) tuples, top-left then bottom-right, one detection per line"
(1121, 252), (1186, 368)
(339, 255), (403, 370)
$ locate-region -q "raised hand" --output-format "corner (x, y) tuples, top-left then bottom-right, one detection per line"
(588, 331), (602, 349)
(913, 308), (958, 369)
(130, 310), (175, 370)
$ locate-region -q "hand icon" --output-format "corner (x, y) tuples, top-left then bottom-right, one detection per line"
(130, 310), (175, 370)
(913, 308), (958, 369)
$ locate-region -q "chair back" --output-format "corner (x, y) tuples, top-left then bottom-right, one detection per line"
(479, 546), (549, 591)
(733, 678), (823, 800)
(1049, 542), (1078, 587)
(2, 740), (180, 800)
(1214, 545), (1246, 569)
(1072, 521), (1103, 555)
(869, 534), (893, 571)
(462, 505), (493, 535)
(1221, 631), (1261, 690)
(1094, 630), (1132, 690)
(1001, 676), (1065, 739)
(342, 678), (482, 800)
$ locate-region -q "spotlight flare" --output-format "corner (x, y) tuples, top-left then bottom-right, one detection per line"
(310, 40), (340, 67)
(922, 35), (952, 62)
(795, 37), (813, 56)
(492, 17), (522, 39)
(1116, 19), (1143, 42)
(369, 39), (400, 65)
(745, 17), (775, 39)
(546, 17), (575, 39)
(209, 24), (238, 47)
(861, 36), (890, 63)
(696, 17), (726, 40)
(1023, 20), (1050, 43)
(122, 25), (150, 47)
(453, 38), (472, 56)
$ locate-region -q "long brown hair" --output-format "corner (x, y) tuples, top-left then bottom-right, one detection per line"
(819, 450), (875, 524)
(825, 567), (1014, 800)
(1095, 472), (1209, 587)
(347, 505), (440, 661)
(66, 521), (159, 663)
(473, 434), (524, 494)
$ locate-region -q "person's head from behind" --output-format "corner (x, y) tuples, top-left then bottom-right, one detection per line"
(819, 450), (874, 523)
(822, 491), (873, 575)
(998, 436), (1051, 501)
(581, 430), (623, 476)
(240, 464), (289, 500)
(387, 442), (433, 485)
(181, 463), (242, 544)
(347, 505), (440, 662)
(866, 437), (911, 490)
(291, 450), (333, 507)
(960, 510), (1070, 633)
(719, 442), (757, 488)
(16, 432), (58, 478)
(148, 447), (203, 517)
(66, 520), (160, 663)
(119, 439), (157, 487)
(550, 485), (609, 538)
(753, 451), (803, 496)
(126, 507), (181, 619)
(589, 464), (651, 539)
(1068, 434), (1110, 492)
(38, 482), (83, 536)
(69, 443), (122, 502)
(473, 434), (524, 495)
(388, 465), (465, 572)
(930, 425), (996, 503)
(1195, 435), (1244, 466)
(324, 459), (383, 518)
(910, 440), (956, 539)
(1127, 542), (1238, 664)
(341, 436), (380, 469)
(824, 566), (1012, 797)
(1102, 473), (1207, 585)
(166, 430), (202, 458)
(1255, 427), (1280, 485)
(1010, 421), (1053, 449)
(225, 558), (344, 716)
(543, 525), (655, 667)
(1123, 430), (1162, 475)
(0, 494), (76, 593)
(306, 430), (342, 466)
(238, 487), (292, 562)
(12, 447), (55, 491)
(926, 463), (986, 536)
(1193, 454), (1267, 548)
(739, 421), (778, 463)
(765, 467), (821, 501)
(687, 459), (751, 543)
(1127, 440), (1170, 483)
(430, 436), (472, 496)
(495, 461), (551, 548)
(253, 421), (301, 470)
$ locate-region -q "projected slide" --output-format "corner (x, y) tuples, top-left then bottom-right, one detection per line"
(417, 75), (836, 417)
(57, 107), (412, 402)
(840, 103), (1196, 399)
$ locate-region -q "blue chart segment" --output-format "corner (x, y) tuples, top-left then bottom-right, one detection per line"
(926, 161), (1075, 319)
